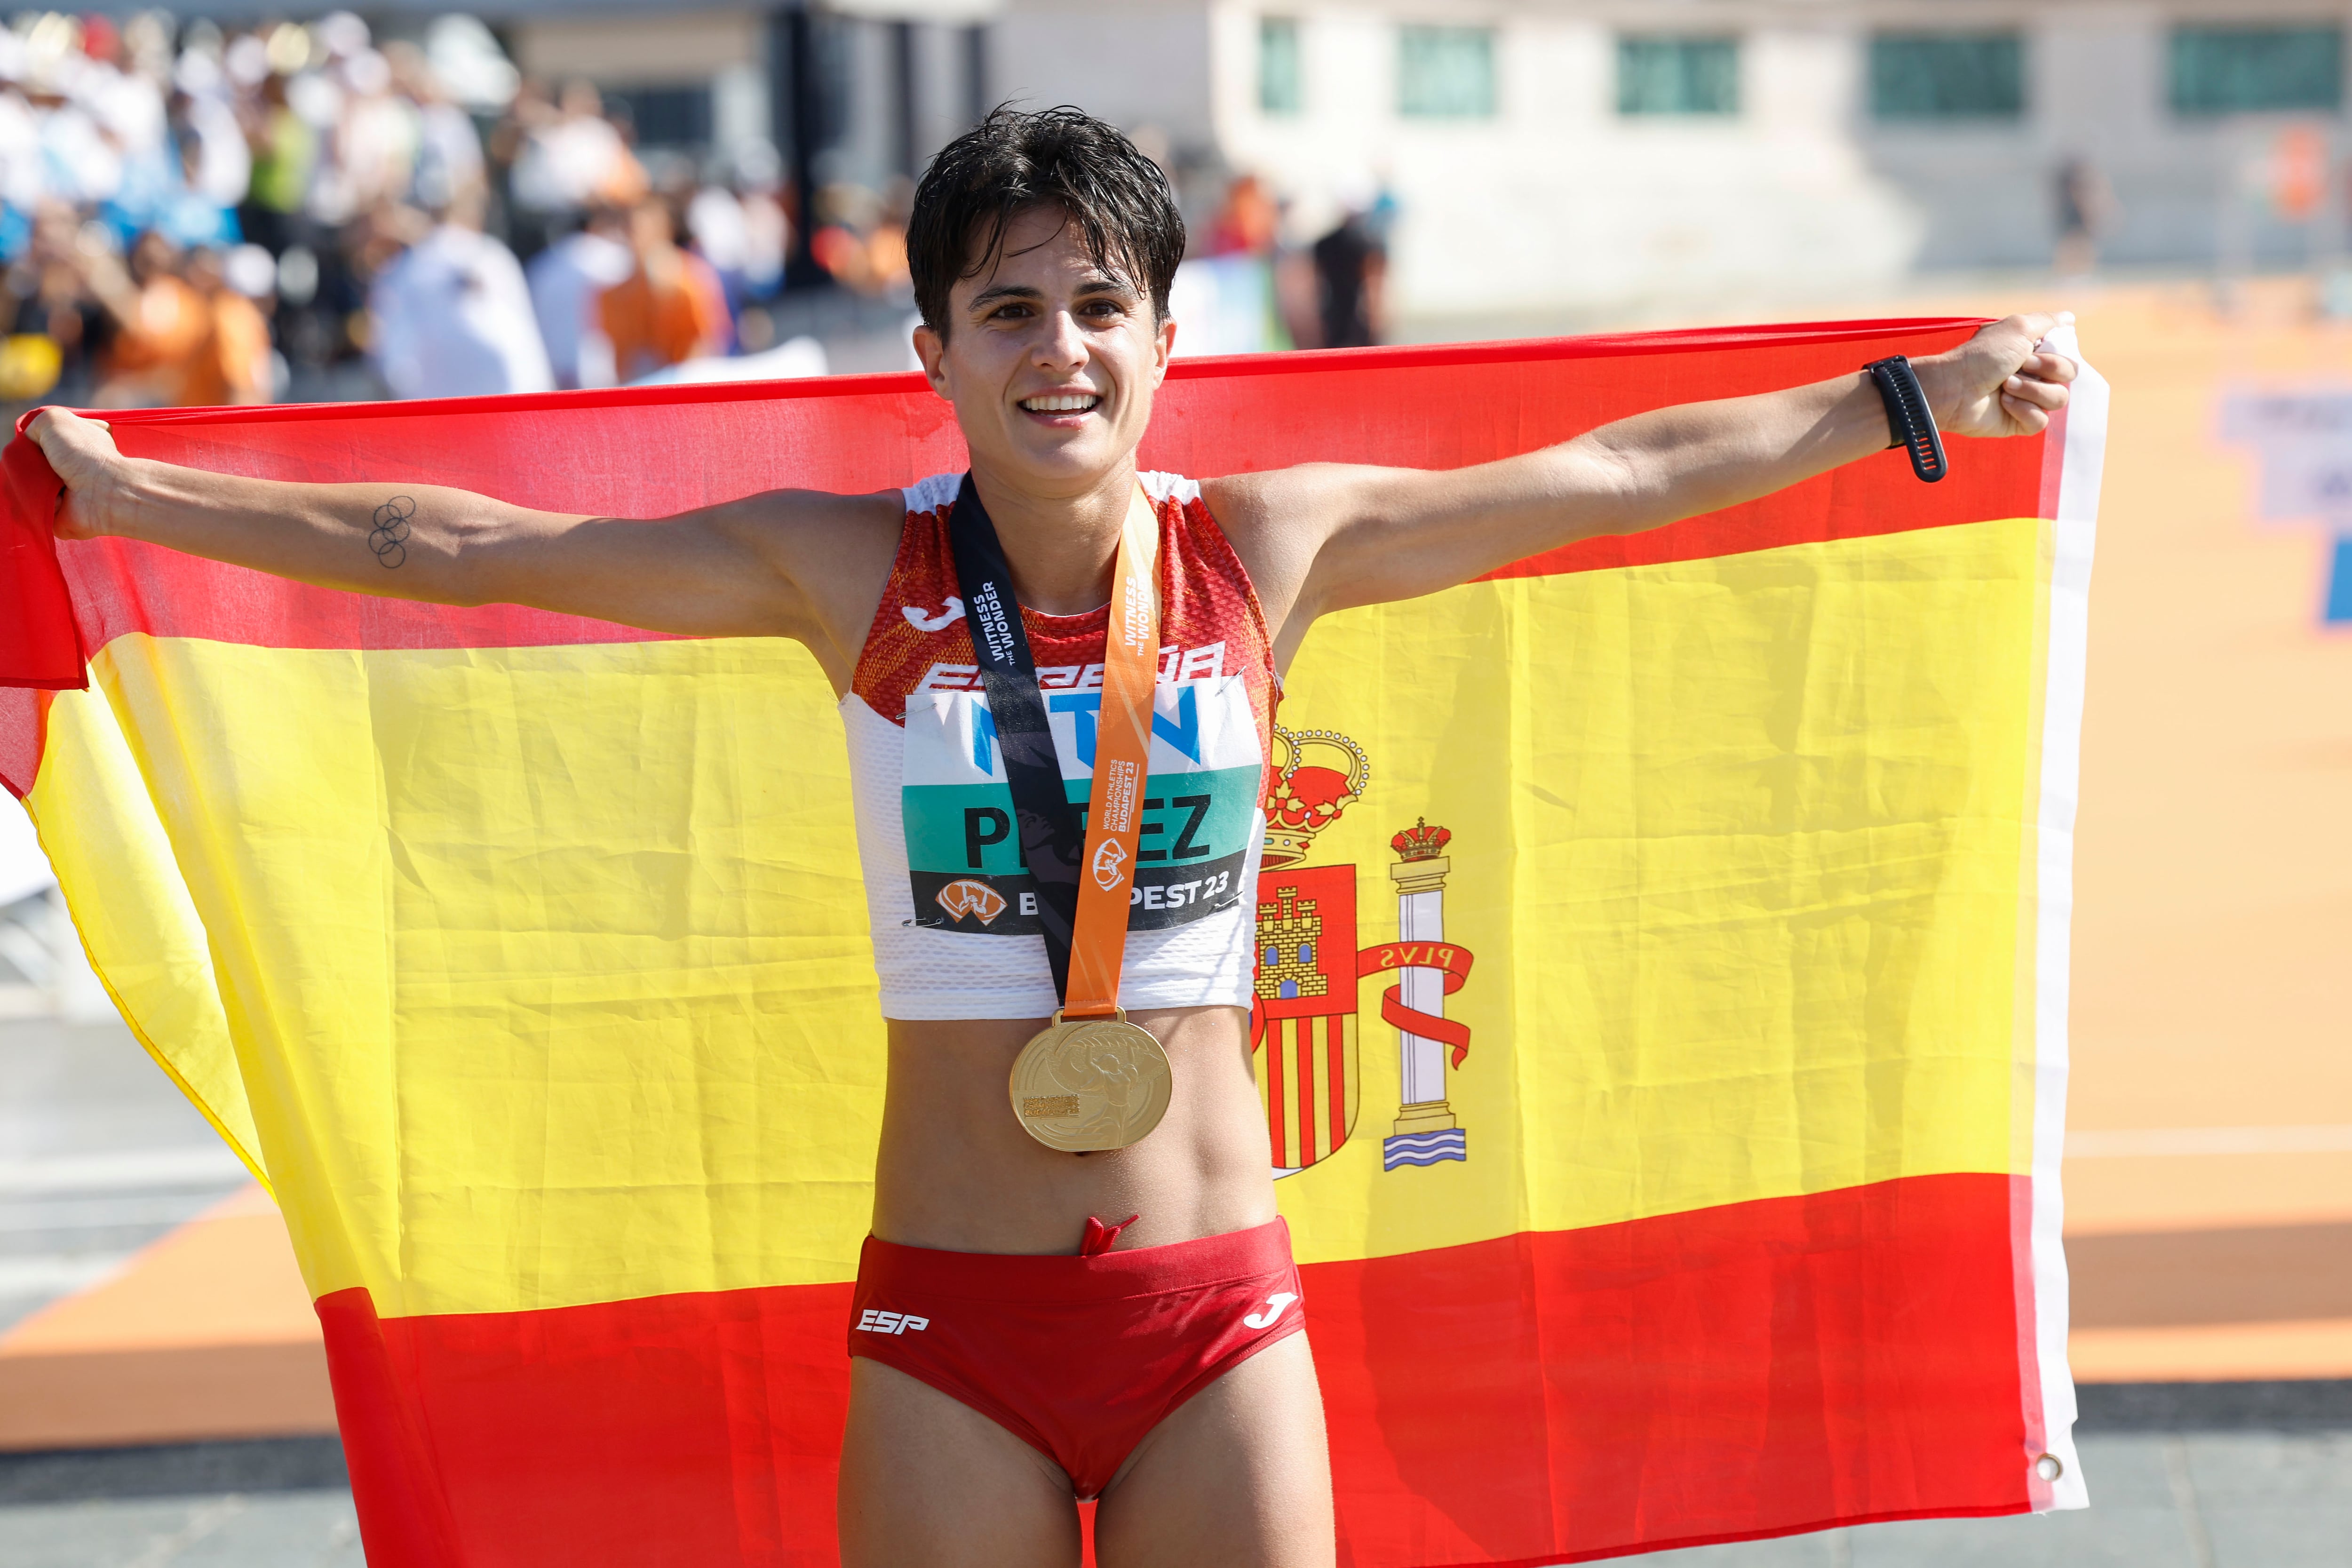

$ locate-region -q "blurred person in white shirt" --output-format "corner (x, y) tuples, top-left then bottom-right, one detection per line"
(510, 80), (638, 223)
(686, 179), (749, 308)
(732, 140), (789, 302)
(526, 203), (630, 389)
(386, 42), (484, 215)
(0, 84), (43, 214)
(167, 50), (252, 211)
(322, 48), (417, 223)
(366, 189), (551, 399)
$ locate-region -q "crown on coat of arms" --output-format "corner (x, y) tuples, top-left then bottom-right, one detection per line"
(1261, 725), (1371, 869)
(1391, 817), (1452, 862)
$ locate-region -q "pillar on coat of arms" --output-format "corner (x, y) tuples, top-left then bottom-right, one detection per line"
(1384, 820), (1467, 1170)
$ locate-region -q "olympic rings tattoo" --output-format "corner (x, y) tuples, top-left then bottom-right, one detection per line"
(369, 495), (415, 568)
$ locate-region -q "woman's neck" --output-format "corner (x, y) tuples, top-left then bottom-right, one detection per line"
(967, 461), (1140, 615)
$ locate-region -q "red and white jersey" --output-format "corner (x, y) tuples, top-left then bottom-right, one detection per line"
(842, 472), (1277, 1020)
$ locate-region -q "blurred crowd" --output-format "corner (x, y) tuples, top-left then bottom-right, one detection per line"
(0, 8), (926, 414)
(0, 8), (1383, 415)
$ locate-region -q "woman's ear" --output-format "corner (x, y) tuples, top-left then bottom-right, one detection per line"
(913, 322), (950, 397)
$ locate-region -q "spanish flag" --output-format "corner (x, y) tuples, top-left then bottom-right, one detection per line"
(0, 318), (2104, 1566)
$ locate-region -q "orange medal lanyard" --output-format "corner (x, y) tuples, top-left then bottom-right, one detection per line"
(944, 475), (1161, 1016)
(1062, 484), (1162, 1017)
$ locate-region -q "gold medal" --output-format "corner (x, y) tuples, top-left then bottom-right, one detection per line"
(1009, 1010), (1173, 1152)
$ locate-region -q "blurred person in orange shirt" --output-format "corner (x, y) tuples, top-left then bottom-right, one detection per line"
(177, 243), (277, 405)
(87, 228), (211, 405)
(596, 196), (726, 382)
(72, 230), (276, 407)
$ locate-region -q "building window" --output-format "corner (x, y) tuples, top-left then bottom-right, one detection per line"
(1399, 25), (1496, 119)
(1870, 33), (2025, 120)
(1617, 36), (1740, 116)
(2170, 25), (2344, 115)
(1260, 17), (1303, 115)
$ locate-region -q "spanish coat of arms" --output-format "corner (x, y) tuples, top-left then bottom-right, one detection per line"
(1251, 726), (1475, 1176)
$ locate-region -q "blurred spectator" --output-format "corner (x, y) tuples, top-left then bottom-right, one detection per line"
(1206, 174), (1279, 257)
(597, 195), (727, 383)
(734, 141), (790, 302)
(809, 180), (912, 298)
(168, 60), (253, 215)
(239, 68), (317, 255)
(368, 191), (552, 399)
(3, 201), (99, 403)
(389, 43), (483, 215)
(1311, 187), (1389, 350)
(2055, 158), (2117, 279)
(688, 178), (751, 310)
(319, 45), (418, 225)
(529, 203), (631, 389)
(508, 79), (644, 258)
(84, 228), (209, 405)
(180, 241), (275, 404)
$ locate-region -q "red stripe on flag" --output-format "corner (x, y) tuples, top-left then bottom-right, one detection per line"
(1328, 1017), (1347, 1159)
(1298, 1025), (1318, 1164)
(0, 318), (2039, 682)
(1266, 1026), (1288, 1170)
(314, 1171), (2027, 1568)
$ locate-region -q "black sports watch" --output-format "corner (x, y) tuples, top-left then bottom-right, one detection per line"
(1864, 355), (1947, 484)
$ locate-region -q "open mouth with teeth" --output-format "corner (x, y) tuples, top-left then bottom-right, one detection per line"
(1019, 392), (1103, 416)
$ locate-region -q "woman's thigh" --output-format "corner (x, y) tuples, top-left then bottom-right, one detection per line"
(837, 1356), (1082, 1568)
(1093, 1333), (1336, 1568)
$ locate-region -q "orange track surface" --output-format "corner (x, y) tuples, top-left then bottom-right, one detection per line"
(0, 1185), (333, 1449)
(1921, 278), (2352, 1379)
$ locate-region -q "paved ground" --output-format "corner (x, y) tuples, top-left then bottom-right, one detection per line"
(1, 1428), (2348, 1566)
(0, 1014), (251, 1337)
(1668, 1431), (2352, 1567)
(0, 1491), (362, 1568)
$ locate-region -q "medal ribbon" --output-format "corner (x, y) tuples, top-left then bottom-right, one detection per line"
(946, 475), (1162, 1017)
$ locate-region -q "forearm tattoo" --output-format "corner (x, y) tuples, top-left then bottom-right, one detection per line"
(368, 495), (414, 568)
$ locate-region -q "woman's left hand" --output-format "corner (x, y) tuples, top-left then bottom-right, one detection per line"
(1924, 313), (2079, 439)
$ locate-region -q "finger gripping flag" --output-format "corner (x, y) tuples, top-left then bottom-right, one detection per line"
(0, 318), (2106, 1567)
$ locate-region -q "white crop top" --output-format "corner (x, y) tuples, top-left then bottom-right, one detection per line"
(840, 472), (1279, 1020)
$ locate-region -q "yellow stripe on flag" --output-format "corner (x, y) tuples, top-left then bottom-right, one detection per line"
(31, 516), (2047, 1315)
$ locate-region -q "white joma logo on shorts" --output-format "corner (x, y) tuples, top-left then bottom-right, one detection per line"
(858, 1308), (930, 1335)
(1243, 1293), (1298, 1330)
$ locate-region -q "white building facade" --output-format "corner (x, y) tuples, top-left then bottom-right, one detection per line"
(987, 0), (2352, 325)
(477, 2), (2352, 326)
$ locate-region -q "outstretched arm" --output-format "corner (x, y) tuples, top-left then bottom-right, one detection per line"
(26, 408), (899, 686)
(1211, 314), (2077, 669)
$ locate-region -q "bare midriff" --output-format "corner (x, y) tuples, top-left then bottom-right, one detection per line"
(872, 1003), (1277, 1256)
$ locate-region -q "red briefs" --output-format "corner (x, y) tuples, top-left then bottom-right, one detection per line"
(847, 1217), (1306, 1498)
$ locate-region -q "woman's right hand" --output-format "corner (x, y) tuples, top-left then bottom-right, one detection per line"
(25, 407), (132, 541)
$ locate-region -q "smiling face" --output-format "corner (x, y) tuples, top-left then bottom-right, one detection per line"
(913, 205), (1177, 500)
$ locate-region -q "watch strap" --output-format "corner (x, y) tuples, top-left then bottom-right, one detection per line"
(1864, 355), (1948, 484)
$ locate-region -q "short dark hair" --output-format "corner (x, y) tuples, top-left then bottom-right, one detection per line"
(907, 105), (1186, 337)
